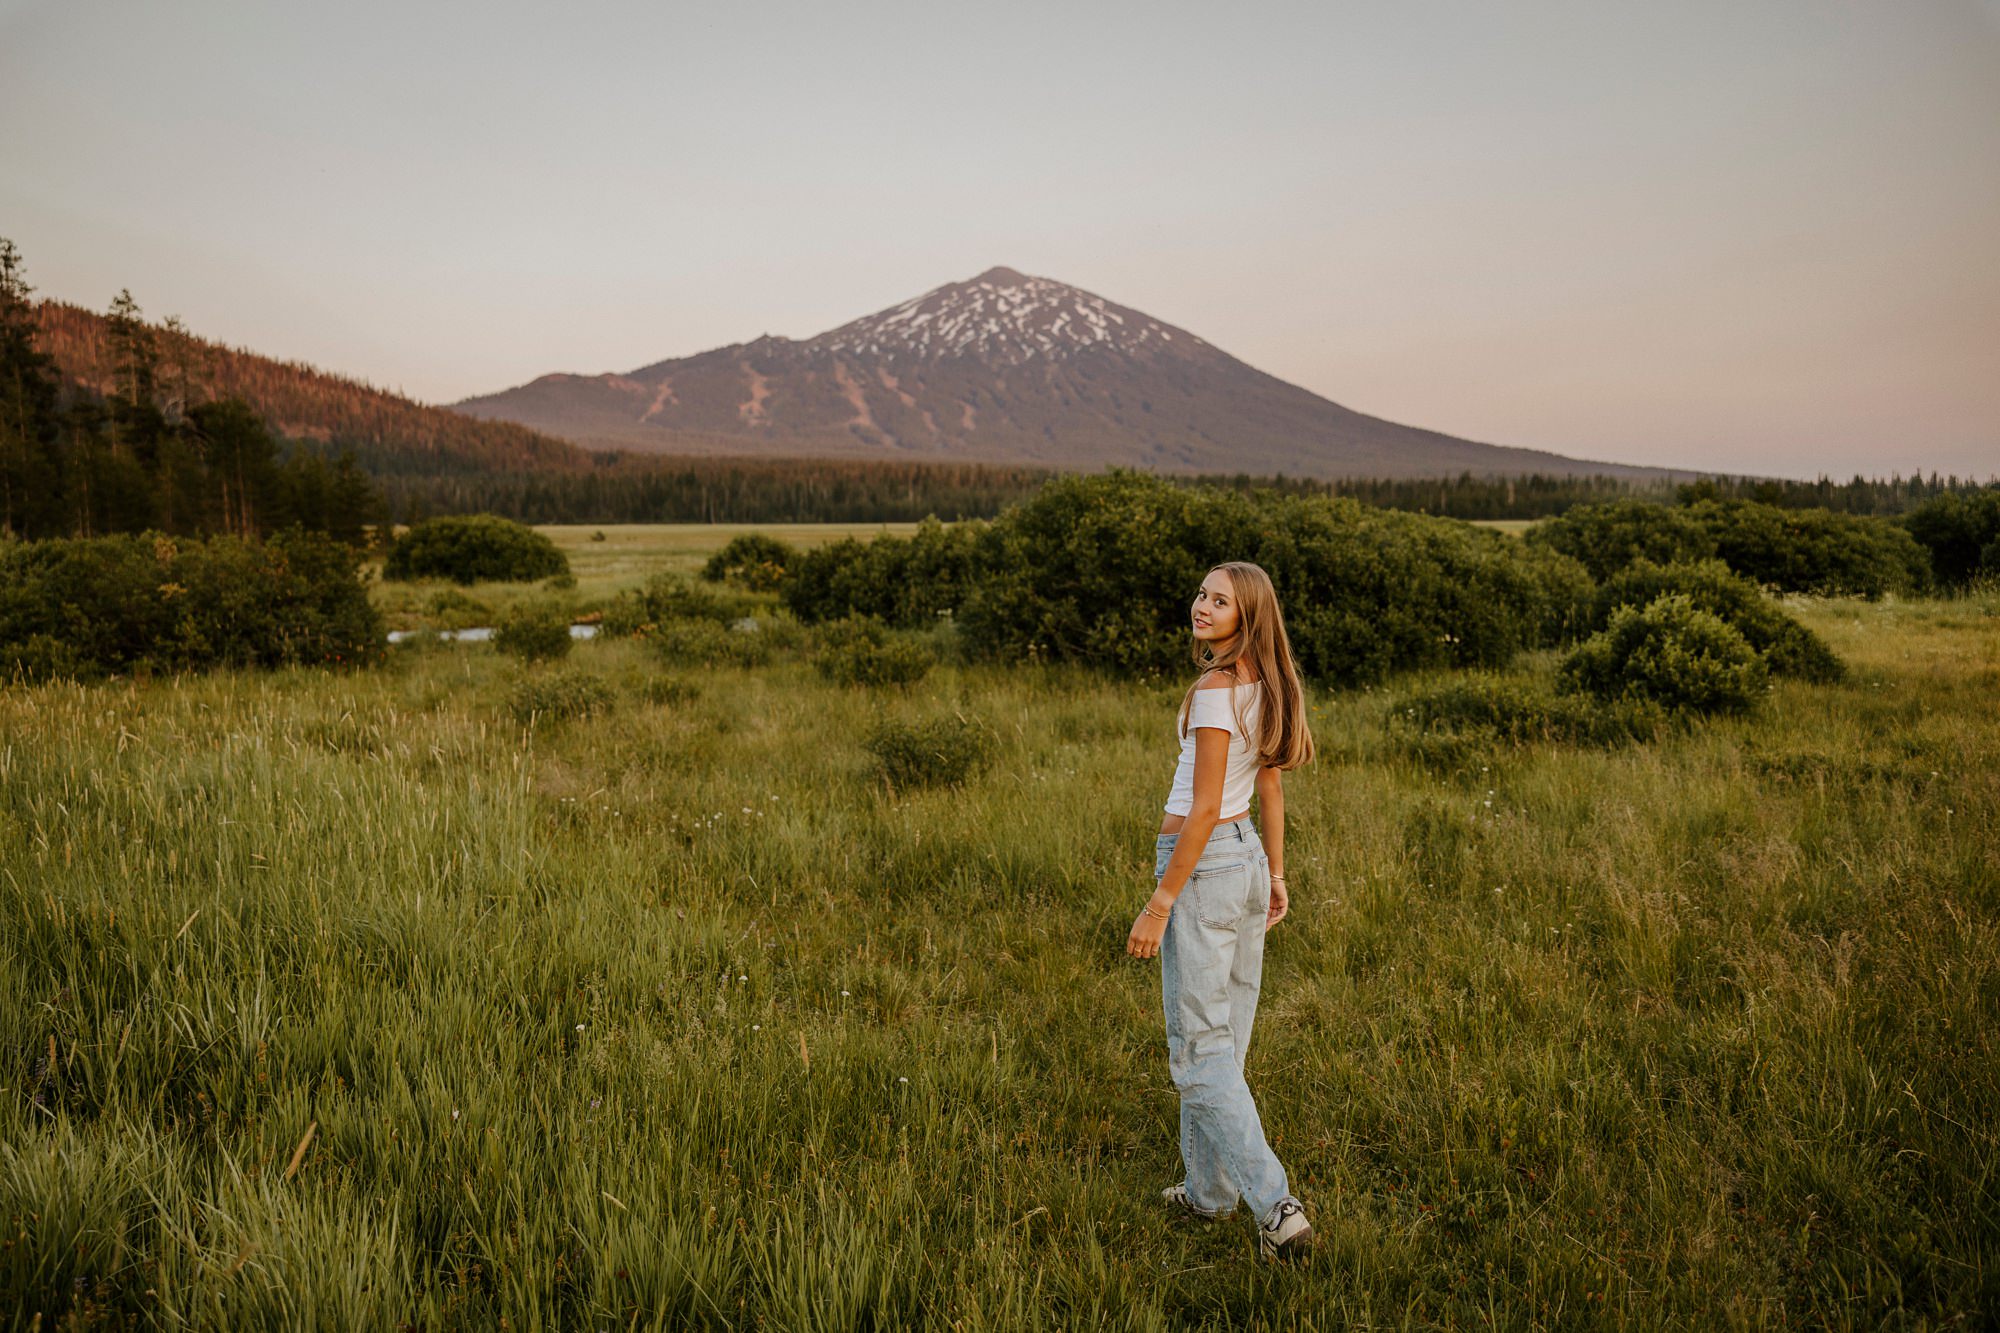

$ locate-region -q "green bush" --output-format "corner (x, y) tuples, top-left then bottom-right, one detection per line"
(601, 573), (746, 635)
(702, 533), (796, 592)
(814, 617), (937, 687)
(646, 619), (774, 669)
(1558, 594), (1769, 715)
(1903, 490), (2000, 587)
(382, 515), (568, 585)
(1687, 500), (1928, 597)
(424, 588), (492, 629)
(955, 472), (1589, 683)
(506, 669), (615, 725)
(865, 714), (995, 790)
(1589, 560), (1843, 682)
(0, 529), (384, 682)
(1389, 674), (1662, 752)
(493, 606), (574, 663)
(783, 517), (985, 627)
(1527, 500), (1717, 579)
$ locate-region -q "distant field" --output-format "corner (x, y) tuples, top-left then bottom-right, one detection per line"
(369, 522), (922, 631)
(3, 576), (1994, 1327)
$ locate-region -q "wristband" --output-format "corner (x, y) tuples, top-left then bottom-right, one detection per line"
(1141, 903), (1171, 921)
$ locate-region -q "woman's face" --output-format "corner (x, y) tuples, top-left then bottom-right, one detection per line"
(1191, 569), (1241, 645)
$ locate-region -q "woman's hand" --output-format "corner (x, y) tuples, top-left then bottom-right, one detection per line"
(1267, 874), (1289, 928)
(1127, 903), (1169, 959)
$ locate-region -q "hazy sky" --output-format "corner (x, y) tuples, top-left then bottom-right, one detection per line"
(3, 0), (1996, 479)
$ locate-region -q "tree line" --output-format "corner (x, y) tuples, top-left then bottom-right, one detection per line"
(0, 241), (384, 542)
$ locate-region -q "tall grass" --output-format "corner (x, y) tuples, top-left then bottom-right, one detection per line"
(2, 591), (1995, 1329)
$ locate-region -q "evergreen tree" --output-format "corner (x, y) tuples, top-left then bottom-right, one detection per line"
(0, 238), (64, 536)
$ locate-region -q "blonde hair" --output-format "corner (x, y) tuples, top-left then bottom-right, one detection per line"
(1176, 561), (1316, 770)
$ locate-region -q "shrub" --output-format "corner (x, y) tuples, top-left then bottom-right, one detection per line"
(1526, 500), (1716, 579)
(425, 588), (492, 628)
(1903, 490), (2000, 587)
(493, 606), (574, 663)
(1686, 500), (1928, 597)
(957, 472), (1589, 683)
(782, 517), (985, 626)
(1558, 594), (1768, 715)
(814, 617), (937, 687)
(0, 529), (383, 682)
(506, 669), (614, 725)
(646, 619), (774, 669)
(865, 714), (995, 790)
(383, 515), (568, 585)
(702, 533), (796, 591)
(601, 573), (745, 635)
(1589, 560), (1843, 682)
(1389, 674), (1662, 751)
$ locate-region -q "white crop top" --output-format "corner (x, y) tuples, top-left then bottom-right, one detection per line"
(1163, 682), (1264, 818)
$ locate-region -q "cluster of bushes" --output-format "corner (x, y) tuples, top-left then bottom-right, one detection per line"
(701, 533), (794, 592)
(1903, 490), (2000, 586)
(1528, 498), (1930, 596)
(813, 617), (937, 687)
(1, 529), (383, 681)
(781, 518), (986, 628)
(600, 572), (753, 635)
(781, 473), (1589, 685)
(493, 606), (576, 663)
(1559, 594), (1769, 715)
(383, 514), (569, 585)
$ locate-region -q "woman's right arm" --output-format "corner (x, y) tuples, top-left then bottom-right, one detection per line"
(1255, 765), (1289, 927)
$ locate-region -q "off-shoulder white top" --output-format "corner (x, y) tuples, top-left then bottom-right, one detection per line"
(1162, 682), (1262, 817)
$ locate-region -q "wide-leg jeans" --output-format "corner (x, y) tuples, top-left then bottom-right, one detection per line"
(1154, 816), (1294, 1225)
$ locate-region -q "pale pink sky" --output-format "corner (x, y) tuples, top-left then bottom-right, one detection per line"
(2, 0), (1995, 478)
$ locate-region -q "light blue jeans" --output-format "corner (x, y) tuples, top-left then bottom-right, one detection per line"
(1155, 816), (1295, 1225)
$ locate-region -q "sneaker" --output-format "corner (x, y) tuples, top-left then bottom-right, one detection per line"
(1258, 1198), (1313, 1262)
(1162, 1183), (1235, 1221)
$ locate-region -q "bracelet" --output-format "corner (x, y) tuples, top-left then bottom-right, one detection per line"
(1141, 903), (1171, 921)
(1270, 874), (1287, 883)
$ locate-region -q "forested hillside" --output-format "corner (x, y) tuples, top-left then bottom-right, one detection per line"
(32, 300), (591, 478)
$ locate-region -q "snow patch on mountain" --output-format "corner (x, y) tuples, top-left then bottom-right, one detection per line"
(809, 267), (1202, 365)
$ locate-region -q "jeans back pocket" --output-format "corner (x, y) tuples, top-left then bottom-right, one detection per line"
(1189, 858), (1253, 928)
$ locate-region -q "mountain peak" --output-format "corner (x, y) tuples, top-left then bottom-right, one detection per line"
(806, 266), (1205, 366)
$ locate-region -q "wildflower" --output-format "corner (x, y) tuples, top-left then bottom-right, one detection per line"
(738, 974), (748, 983)
(575, 1023), (586, 1032)
(451, 1109), (460, 1120)
(898, 1077), (909, 1084)
(840, 990), (851, 997)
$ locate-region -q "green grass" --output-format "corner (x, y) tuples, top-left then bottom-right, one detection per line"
(371, 523), (920, 631)
(1, 558), (1995, 1328)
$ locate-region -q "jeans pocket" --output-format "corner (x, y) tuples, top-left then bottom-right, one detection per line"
(1189, 860), (1251, 928)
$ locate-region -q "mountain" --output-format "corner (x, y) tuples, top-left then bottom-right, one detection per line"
(454, 266), (1676, 480)
(32, 301), (594, 476)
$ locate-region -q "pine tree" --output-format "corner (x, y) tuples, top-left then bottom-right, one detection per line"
(0, 238), (64, 536)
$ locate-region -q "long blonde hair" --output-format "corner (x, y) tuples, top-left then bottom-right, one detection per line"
(1176, 561), (1316, 770)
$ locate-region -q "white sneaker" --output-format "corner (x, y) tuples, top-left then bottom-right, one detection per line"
(1162, 1183), (1234, 1221)
(1258, 1198), (1313, 1261)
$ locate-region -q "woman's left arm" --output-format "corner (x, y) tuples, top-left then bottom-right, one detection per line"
(1256, 765), (1288, 927)
(1126, 726), (1230, 959)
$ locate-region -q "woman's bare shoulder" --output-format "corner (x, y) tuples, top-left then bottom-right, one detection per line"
(1195, 666), (1257, 690)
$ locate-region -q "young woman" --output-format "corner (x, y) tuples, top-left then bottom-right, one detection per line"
(1125, 561), (1317, 1262)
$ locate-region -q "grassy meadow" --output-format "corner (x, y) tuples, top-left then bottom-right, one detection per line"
(2, 523), (1996, 1330)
